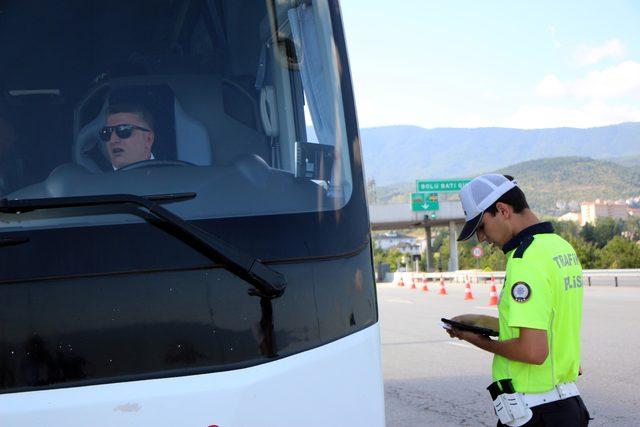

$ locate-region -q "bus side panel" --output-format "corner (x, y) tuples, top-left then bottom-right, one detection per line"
(0, 324), (385, 427)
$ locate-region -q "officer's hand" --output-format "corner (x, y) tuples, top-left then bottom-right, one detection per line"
(448, 327), (486, 344)
(445, 327), (457, 339)
(446, 326), (467, 340)
(445, 315), (475, 339)
(450, 314), (475, 323)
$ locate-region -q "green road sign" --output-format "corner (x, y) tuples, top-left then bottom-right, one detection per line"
(416, 179), (471, 193)
(411, 192), (439, 211)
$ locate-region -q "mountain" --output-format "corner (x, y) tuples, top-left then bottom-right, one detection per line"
(371, 157), (640, 216)
(606, 155), (640, 168)
(357, 122), (640, 185)
(497, 157), (640, 214)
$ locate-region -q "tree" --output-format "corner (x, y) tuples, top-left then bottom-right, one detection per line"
(592, 217), (624, 249)
(598, 236), (640, 268)
(481, 246), (507, 271)
(439, 236), (505, 271)
(373, 246), (405, 272)
(622, 216), (640, 241)
(580, 222), (596, 246)
(432, 228), (448, 252)
(551, 220), (580, 239)
(565, 235), (599, 269)
(439, 237), (452, 271)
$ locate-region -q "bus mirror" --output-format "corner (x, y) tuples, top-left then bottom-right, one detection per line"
(295, 142), (335, 182)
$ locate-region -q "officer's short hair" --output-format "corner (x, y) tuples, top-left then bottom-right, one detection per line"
(485, 175), (529, 215)
(106, 103), (155, 131)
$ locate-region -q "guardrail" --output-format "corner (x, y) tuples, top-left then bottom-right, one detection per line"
(387, 269), (640, 287)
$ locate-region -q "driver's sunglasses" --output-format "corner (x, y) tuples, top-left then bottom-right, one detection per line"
(99, 124), (151, 141)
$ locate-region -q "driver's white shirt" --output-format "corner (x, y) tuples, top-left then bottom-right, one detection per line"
(112, 153), (155, 170)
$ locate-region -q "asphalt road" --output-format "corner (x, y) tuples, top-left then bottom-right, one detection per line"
(378, 280), (640, 426)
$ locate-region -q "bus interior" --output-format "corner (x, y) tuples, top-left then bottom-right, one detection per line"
(0, 0), (352, 228)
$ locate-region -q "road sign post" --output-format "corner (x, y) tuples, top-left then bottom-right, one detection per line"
(411, 192), (439, 212)
(416, 179), (470, 193)
(411, 179), (470, 273)
(471, 246), (484, 258)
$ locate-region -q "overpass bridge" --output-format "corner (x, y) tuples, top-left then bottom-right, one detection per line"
(368, 200), (466, 271)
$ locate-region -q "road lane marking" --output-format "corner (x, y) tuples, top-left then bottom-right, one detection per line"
(447, 341), (483, 352)
(384, 299), (413, 304)
(447, 341), (473, 348)
(383, 339), (449, 346)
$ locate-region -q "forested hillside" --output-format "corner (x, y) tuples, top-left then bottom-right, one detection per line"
(370, 157), (640, 215)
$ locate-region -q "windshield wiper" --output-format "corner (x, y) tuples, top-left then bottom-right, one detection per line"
(0, 236), (29, 247)
(0, 193), (286, 298)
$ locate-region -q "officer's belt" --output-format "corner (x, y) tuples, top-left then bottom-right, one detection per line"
(521, 382), (579, 408)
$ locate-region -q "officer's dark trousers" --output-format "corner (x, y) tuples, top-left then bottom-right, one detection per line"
(497, 396), (591, 426)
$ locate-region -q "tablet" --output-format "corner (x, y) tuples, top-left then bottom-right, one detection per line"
(441, 318), (499, 337)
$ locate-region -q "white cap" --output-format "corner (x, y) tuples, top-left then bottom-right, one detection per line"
(457, 174), (518, 241)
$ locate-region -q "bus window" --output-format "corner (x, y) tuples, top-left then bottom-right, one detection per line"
(0, 0), (352, 230)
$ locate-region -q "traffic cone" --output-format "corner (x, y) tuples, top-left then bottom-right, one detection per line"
(422, 276), (429, 292)
(397, 276), (405, 287)
(410, 277), (417, 290)
(439, 276), (447, 295)
(464, 282), (474, 300)
(488, 284), (498, 306)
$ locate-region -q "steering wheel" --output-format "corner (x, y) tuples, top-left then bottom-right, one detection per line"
(117, 159), (195, 171)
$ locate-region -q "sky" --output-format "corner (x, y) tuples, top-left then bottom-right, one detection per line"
(339, 0), (640, 129)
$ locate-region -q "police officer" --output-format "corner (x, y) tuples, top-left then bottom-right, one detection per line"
(445, 174), (590, 426)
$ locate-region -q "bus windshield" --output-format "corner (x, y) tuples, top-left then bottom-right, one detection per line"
(0, 0), (352, 229)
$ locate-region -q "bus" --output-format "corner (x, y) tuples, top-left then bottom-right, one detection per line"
(0, 0), (385, 425)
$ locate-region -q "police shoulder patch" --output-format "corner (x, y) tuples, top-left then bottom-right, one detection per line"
(511, 282), (531, 302)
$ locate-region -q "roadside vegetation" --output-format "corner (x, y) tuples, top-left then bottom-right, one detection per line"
(374, 217), (640, 272)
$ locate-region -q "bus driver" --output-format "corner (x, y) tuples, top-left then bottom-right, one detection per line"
(99, 104), (156, 170)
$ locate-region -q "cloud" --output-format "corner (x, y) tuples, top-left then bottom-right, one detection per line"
(573, 39), (626, 66)
(574, 61), (640, 98)
(536, 61), (640, 100)
(503, 101), (640, 129)
(536, 75), (567, 97)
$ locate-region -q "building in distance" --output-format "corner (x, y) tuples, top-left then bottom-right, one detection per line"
(580, 199), (628, 226)
(558, 212), (582, 223)
(372, 231), (424, 256)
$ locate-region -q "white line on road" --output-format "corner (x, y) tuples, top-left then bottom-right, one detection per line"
(447, 341), (483, 352)
(384, 299), (413, 304)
